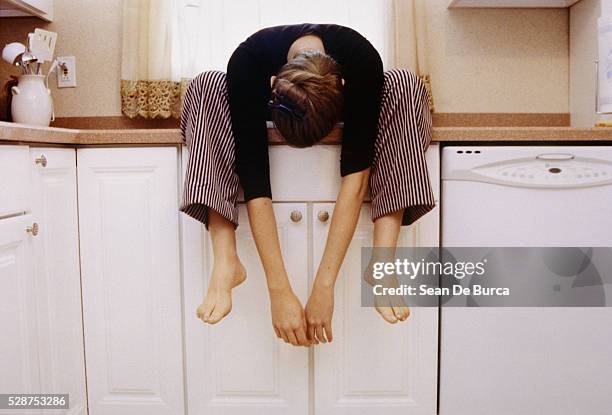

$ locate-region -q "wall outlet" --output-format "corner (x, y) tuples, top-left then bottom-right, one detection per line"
(57, 56), (77, 88)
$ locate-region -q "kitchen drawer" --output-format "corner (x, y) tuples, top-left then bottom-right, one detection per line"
(0, 145), (31, 217)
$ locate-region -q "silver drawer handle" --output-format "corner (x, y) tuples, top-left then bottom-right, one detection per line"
(290, 210), (302, 223)
(26, 222), (39, 236)
(317, 210), (330, 222)
(35, 154), (47, 167)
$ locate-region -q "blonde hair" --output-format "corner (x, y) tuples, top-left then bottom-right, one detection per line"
(269, 50), (343, 147)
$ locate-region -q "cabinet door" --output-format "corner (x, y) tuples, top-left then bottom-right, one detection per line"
(30, 147), (87, 415)
(181, 200), (309, 415)
(312, 146), (440, 415)
(312, 204), (439, 415)
(0, 214), (40, 415)
(1, 0), (54, 20)
(77, 147), (184, 415)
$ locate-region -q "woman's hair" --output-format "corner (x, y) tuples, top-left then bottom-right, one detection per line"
(269, 50), (343, 147)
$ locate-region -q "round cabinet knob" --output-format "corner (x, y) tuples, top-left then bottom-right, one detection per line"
(317, 210), (330, 222)
(35, 154), (47, 167)
(290, 210), (303, 223)
(26, 222), (39, 236)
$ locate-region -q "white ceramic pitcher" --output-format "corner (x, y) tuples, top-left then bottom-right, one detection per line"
(11, 74), (54, 127)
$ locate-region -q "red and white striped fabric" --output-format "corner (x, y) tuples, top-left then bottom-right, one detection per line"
(179, 69), (435, 229)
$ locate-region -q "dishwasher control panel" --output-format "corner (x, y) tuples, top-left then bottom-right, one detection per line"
(478, 157), (612, 187)
(443, 147), (612, 188)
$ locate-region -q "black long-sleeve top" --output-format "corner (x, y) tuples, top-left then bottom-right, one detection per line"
(226, 23), (384, 201)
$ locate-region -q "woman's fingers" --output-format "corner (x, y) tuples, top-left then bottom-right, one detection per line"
(287, 330), (300, 346)
(315, 325), (326, 344)
(278, 328), (290, 343)
(274, 326), (282, 339)
(323, 322), (333, 342)
(295, 327), (310, 346)
(307, 323), (318, 344)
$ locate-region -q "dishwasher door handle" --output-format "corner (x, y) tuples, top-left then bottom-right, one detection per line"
(536, 153), (575, 161)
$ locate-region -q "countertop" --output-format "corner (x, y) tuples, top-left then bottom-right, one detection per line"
(3, 120), (612, 146)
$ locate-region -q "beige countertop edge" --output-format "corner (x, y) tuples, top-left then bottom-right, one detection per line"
(3, 122), (612, 145)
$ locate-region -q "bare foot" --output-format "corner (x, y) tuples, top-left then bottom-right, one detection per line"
(373, 291), (410, 324)
(363, 260), (411, 324)
(196, 258), (246, 324)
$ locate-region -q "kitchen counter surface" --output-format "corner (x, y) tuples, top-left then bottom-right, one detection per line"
(3, 120), (612, 146)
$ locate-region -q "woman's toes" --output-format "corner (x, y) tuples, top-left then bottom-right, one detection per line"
(393, 306), (410, 321)
(207, 311), (220, 324)
(198, 292), (233, 325)
(196, 301), (214, 322)
(376, 306), (398, 324)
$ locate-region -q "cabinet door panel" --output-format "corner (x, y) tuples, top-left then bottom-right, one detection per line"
(0, 214), (40, 415)
(0, 145), (30, 217)
(29, 147), (86, 415)
(77, 147), (183, 415)
(181, 199), (309, 415)
(312, 204), (439, 415)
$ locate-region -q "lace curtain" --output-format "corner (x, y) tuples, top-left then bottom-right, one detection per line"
(120, 0), (433, 119)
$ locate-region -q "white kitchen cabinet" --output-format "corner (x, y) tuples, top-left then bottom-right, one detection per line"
(0, 0), (53, 21)
(77, 147), (184, 415)
(0, 214), (39, 414)
(182, 201), (439, 415)
(312, 204), (439, 415)
(312, 145), (440, 415)
(449, 0), (580, 7)
(181, 144), (440, 415)
(29, 147), (87, 415)
(182, 202), (309, 415)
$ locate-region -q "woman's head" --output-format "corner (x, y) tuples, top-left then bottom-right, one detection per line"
(269, 50), (343, 148)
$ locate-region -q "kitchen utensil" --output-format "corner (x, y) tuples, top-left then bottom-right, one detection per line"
(11, 74), (54, 126)
(29, 33), (53, 63)
(16, 52), (38, 75)
(13, 52), (25, 71)
(34, 29), (57, 61)
(29, 33), (51, 63)
(2, 42), (26, 65)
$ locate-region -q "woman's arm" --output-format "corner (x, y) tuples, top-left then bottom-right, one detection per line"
(227, 49), (309, 347)
(305, 33), (384, 343)
(305, 168), (370, 343)
(246, 197), (310, 347)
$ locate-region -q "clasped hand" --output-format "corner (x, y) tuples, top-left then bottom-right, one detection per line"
(270, 282), (334, 347)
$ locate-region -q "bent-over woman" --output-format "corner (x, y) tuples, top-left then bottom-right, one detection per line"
(180, 23), (435, 347)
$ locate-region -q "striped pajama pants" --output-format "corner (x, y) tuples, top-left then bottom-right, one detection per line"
(179, 68), (435, 229)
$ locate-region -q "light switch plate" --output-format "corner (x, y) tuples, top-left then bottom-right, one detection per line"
(57, 56), (77, 88)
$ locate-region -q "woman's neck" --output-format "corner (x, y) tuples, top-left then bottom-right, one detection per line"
(287, 34), (325, 61)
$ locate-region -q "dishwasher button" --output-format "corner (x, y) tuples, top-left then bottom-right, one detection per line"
(548, 167), (562, 174)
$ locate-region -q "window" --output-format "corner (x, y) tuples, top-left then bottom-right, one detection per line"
(173, 0), (397, 78)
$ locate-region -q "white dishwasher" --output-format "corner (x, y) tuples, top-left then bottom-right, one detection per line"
(440, 146), (612, 415)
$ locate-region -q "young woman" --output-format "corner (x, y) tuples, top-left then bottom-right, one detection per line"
(179, 23), (434, 347)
